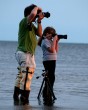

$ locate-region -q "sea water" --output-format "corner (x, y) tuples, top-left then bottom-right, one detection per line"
(0, 41), (88, 109)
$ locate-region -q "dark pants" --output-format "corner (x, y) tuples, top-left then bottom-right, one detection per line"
(43, 60), (56, 89)
(43, 60), (56, 104)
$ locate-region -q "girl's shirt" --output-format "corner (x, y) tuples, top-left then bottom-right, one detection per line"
(41, 38), (57, 61)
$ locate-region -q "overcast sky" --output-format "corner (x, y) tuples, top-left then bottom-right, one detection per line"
(0, 0), (88, 43)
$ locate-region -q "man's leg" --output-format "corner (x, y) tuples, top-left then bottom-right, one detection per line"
(13, 67), (22, 102)
(20, 67), (34, 104)
(14, 51), (36, 104)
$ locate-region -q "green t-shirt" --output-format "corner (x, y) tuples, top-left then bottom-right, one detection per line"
(17, 17), (37, 54)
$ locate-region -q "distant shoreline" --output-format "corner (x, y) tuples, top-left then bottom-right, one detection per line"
(0, 40), (88, 45)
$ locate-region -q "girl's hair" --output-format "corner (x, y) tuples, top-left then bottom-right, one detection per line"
(43, 26), (56, 36)
(24, 4), (37, 17)
(38, 27), (56, 46)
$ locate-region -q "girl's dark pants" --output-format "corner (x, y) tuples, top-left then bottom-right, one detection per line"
(43, 60), (56, 101)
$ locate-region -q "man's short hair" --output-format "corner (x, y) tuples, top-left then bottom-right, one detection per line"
(24, 4), (37, 17)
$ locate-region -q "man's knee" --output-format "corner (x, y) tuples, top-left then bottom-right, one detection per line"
(15, 67), (22, 88)
(20, 67), (35, 90)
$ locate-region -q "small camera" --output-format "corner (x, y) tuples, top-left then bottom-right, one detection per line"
(36, 10), (50, 18)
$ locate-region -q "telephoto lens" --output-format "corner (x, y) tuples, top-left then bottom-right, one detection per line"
(57, 35), (67, 39)
(52, 34), (67, 39)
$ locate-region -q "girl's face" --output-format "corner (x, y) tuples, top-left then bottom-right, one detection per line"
(45, 33), (52, 40)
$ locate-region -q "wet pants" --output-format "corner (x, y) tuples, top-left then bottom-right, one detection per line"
(14, 51), (36, 91)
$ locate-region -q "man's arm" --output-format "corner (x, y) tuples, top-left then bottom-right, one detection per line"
(36, 22), (42, 37)
(27, 6), (44, 37)
(36, 12), (44, 37)
(37, 36), (43, 46)
(27, 6), (42, 23)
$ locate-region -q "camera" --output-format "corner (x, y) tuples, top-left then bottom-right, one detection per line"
(57, 35), (67, 39)
(36, 10), (50, 18)
(52, 34), (67, 39)
(43, 12), (50, 18)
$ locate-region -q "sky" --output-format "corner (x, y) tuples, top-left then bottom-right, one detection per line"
(0, 0), (88, 43)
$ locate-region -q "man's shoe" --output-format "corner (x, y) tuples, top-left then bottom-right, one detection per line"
(20, 90), (30, 105)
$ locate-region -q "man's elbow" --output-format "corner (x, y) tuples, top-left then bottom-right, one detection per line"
(37, 33), (42, 37)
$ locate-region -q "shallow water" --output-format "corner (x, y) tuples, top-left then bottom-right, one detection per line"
(0, 41), (88, 110)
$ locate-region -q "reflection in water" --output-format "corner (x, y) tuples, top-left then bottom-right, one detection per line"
(13, 105), (72, 110)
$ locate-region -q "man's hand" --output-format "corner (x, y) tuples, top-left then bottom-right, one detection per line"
(37, 12), (44, 22)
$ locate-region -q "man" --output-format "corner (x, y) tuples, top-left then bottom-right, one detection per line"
(13, 4), (44, 105)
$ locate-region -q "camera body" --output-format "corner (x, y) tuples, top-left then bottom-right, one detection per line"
(36, 10), (50, 18)
(52, 34), (67, 39)
(43, 12), (50, 18)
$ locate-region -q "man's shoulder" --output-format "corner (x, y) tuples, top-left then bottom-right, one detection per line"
(20, 17), (27, 23)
